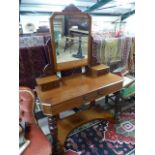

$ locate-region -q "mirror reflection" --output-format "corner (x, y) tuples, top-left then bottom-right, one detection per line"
(53, 14), (89, 63)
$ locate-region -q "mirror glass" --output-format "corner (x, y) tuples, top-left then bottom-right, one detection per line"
(51, 13), (91, 70)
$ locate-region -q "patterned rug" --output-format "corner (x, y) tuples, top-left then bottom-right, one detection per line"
(64, 107), (135, 155)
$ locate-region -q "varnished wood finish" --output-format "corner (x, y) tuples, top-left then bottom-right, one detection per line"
(90, 64), (109, 71)
(57, 107), (114, 145)
(36, 75), (60, 84)
(36, 73), (123, 116)
(49, 12), (92, 71)
(36, 72), (123, 153)
(36, 75), (61, 91)
(57, 59), (88, 71)
(36, 5), (124, 153)
(86, 64), (110, 77)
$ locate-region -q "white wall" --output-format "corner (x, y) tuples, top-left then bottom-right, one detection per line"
(124, 14), (135, 35)
(91, 16), (121, 33)
(20, 14), (50, 33)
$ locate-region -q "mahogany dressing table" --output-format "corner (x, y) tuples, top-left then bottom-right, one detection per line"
(35, 5), (123, 155)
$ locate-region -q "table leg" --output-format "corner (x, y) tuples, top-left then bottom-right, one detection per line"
(114, 91), (121, 123)
(48, 115), (63, 155)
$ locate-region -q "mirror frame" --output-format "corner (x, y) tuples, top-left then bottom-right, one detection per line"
(49, 12), (92, 71)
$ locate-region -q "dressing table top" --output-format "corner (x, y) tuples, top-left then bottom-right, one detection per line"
(36, 73), (123, 116)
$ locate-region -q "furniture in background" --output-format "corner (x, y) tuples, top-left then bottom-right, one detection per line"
(19, 87), (52, 155)
(105, 68), (135, 112)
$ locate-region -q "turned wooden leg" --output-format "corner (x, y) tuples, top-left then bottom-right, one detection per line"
(48, 115), (63, 155)
(114, 91), (121, 123)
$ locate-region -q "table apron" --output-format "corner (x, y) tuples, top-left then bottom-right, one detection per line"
(42, 81), (122, 116)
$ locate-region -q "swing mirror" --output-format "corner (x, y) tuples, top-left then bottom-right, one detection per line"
(50, 12), (91, 71)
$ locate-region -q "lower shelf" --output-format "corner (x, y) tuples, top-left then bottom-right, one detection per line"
(57, 107), (114, 145)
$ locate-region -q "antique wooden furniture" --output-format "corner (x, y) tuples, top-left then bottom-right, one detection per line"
(35, 5), (123, 155)
(19, 87), (52, 155)
(36, 73), (123, 138)
(36, 73), (123, 155)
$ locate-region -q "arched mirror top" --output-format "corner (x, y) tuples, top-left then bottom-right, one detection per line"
(49, 7), (91, 71)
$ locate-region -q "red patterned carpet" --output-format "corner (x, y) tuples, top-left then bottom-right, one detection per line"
(64, 107), (135, 155)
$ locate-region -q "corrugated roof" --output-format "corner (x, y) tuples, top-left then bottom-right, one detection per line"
(20, 0), (135, 20)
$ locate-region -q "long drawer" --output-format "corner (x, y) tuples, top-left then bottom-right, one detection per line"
(42, 81), (122, 116)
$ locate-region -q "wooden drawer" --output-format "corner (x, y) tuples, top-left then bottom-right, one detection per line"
(42, 82), (122, 116)
(43, 91), (98, 116)
(82, 91), (98, 102)
(47, 97), (84, 116)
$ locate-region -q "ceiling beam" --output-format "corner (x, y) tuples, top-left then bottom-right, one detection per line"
(84, 0), (112, 12)
(89, 9), (135, 19)
(90, 12), (121, 16)
(121, 9), (135, 20)
(20, 11), (52, 15)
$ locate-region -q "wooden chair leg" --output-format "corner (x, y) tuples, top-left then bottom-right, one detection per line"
(114, 91), (121, 123)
